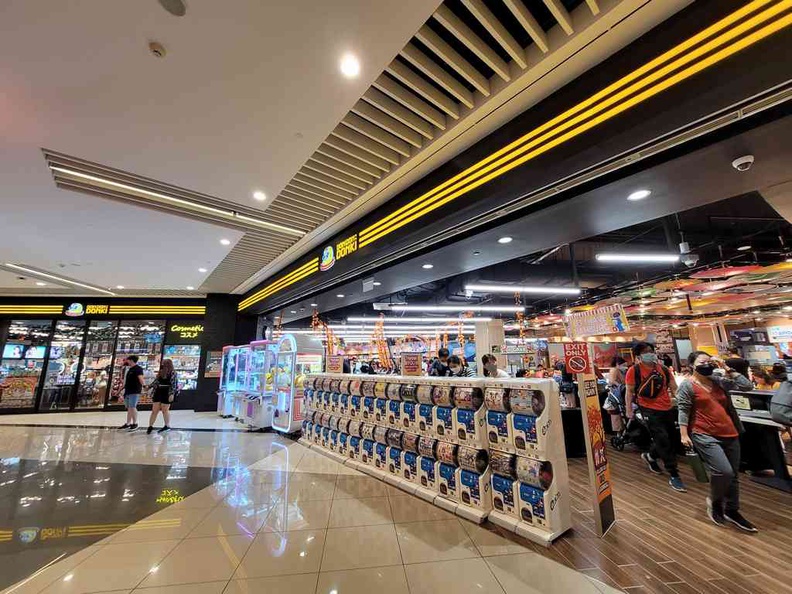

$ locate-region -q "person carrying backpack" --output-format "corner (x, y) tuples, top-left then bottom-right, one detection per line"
(626, 342), (686, 493)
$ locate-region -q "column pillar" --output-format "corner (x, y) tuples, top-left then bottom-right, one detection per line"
(194, 294), (239, 412)
(475, 319), (505, 374)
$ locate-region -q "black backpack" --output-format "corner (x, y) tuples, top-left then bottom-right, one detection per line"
(632, 364), (670, 400)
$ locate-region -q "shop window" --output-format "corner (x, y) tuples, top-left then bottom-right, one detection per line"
(0, 319), (54, 409)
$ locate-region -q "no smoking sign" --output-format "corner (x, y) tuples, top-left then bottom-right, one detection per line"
(563, 343), (592, 375)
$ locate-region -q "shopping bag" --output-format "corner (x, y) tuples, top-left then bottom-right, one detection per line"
(686, 449), (709, 483)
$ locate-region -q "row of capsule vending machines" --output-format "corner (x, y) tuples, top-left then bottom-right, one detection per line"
(299, 373), (573, 546)
(217, 333), (323, 433)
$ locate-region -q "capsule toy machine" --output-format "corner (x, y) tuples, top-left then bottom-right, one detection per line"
(242, 340), (278, 431)
(271, 334), (323, 434)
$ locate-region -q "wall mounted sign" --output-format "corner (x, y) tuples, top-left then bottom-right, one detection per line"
(204, 351), (223, 378)
(401, 352), (423, 376)
(166, 321), (204, 343)
(565, 305), (629, 338)
(767, 326), (792, 343)
(326, 355), (344, 373)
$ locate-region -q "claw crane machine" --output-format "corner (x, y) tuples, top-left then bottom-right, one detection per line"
(271, 333), (323, 433)
(217, 344), (250, 419)
(242, 340), (278, 431)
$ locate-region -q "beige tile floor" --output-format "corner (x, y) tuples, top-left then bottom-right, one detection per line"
(1, 422), (621, 594)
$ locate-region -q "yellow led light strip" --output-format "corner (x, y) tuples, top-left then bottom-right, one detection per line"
(239, 258), (319, 310)
(360, 1), (785, 246)
(359, 1), (789, 247)
(361, 10), (792, 247)
(0, 306), (63, 314)
(109, 307), (205, 314)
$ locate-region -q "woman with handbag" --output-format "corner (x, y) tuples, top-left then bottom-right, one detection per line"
(677, 351), (757, 532)
(147, 358), (178, 434)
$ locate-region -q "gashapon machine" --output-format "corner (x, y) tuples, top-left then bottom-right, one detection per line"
(271, 333), (323, 433)
(242, 340), (278, 431)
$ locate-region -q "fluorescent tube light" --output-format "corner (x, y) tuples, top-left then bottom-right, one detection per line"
(595, 253), (679, 263)
(465, 284), (581, 295)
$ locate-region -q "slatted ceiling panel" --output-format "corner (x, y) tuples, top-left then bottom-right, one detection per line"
(462, 0), (528, 68)
(315, 143), (388, 177)
(414, 25), (491, 96)
(292, 172), (358, 200)
(321, 136), (393, 172)
(341, 113), (414, 156)
(295, 166), (361, 195)
(363, 82), (441, 138)
(386, 61), (461, 119)
(351, 100), (426, 147)
(400, 44), (476, 108)
(503, 0), (549, 53)
(372, 75), (449, 130)
(542, 0), (574, 34)
(330, 124), (402, 165)
(302, 158), (372, 190)
(281, 187), (345, 211)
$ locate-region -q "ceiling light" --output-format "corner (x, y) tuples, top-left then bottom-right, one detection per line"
(387, 305), (523, 313)
(595, 253), (679, 263)
(737, 245), (751, 251)
(116, 285), (125, 290)
(465, 284), (581, 296)
(49, 167), (303, 237)
(3, 264), (115, 296)
(220, 239), (231, 246)
(783, 306), (792, 311)
(373, 281), (382, 286)
(198, 267), (207, 273)
(310, 303), (318, 307)
(253, 190), (267, 202)
(498, 236), (513, 244)
(340, 53), (361, 78)
(473, 251), (481, 256)
(422, 264), (434, 269)
(627, 189), (652, 201)
(290, 310), (297, 314)
(35, 282), (46, 286)
(752, 310), (761, 314)
(348, 316), (492, 323)
(186, 286), (195, 290)
(336, 294), (345, 298)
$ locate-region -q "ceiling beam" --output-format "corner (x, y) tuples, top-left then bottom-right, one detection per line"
(400, 43), (475, 108)
(321, 137), (392, 173)
(585, 0), (600, 15)
(330, 125), (401, 165)
(415, 24), (490, 97)
(433, 5), (511, 82)
(310, 151), (380, 184)
(542, 0), (574, 35)
(315, 142), (387, 177)
(281, 187), (344, 210)
(303, 158), (372, 190)
(503, 0), (549, 53)
(386, 61), (460, 119)
(349, 103), (424, 148)
(362, 88), (435, 139)
(461, 0), (527, 69)
(372, 75), (448, 130)
(294, 169), (359, 198)
(292, 173), (357, 201)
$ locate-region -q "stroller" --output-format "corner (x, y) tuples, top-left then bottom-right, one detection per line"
(605, 384), (652, 451)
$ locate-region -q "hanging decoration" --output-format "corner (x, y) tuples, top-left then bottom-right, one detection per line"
(374, 314), (392, 371)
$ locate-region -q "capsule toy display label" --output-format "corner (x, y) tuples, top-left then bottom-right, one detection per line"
(375, 442), (388, 470)
(486, 410), (513, 450)
(339, 393), (349, 416)
(434, 406), (454, 439)
(322, 391), (332, 411)
(403, 451), (419, 482)
(418, 404), (434, 435)
(374, 398), (388, 423)
(330, 392), (340, 413)
(438, 463), (459, 501)
(362, 439), (375, 465)
(350, 395), (361, 417)
(517, 483), (549, 528)
(460, 469), (491, 511)
(388, 447), (403, 475)
(348, 436), (362, 460)
(418, 456), (438, 490)
(401, 402), (417, 432)
(491, 474), (519, 517)
(388, 400), (402, 427)
(511, 414), (539, 453)
(362, 396), (375, 420)
(455, 408), (486, 446)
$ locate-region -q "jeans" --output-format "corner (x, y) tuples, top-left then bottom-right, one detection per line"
(641, 407), (679, 476)
(691, 433), (741, 512)
(124, 394), (140, 409)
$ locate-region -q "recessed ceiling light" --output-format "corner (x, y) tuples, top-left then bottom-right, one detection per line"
(422, 264), (434, 269)
(35, 282), (47, 286)
(373, 281), (382, 286)
(337, 294), (345, 298)
(252, 190), (267, 202)
(752, 309), (760, 314)
(198, 267), (207, 273)
(737, 245), (751, 251)
(116, 285), (125, 289)
(473, 251), (481, 256)
(186, 286), (195, 290)
(627, 189), (652, 201)
(498, 236), (513, 244)
(340, 53), (361, 78)
(310, 303), (318, 307)
(290, 310), (297, 314)
(220, 238), (231, 246)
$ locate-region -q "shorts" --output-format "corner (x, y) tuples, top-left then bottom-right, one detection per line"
(152, 390), (172, 405)
(124, 394), (140, 409)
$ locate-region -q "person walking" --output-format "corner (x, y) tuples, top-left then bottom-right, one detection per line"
(120, 355), (145, 431)
(625, 342), (686, 492)
(677, 351), (757, 531)
(147, 358), (178, 434)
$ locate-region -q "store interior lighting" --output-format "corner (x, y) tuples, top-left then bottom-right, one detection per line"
(347, 316), (493, 323)
(3, 263), (116, 296)
(465, 284), (581, 295)
(386, 305), (524, 313)
(595, 253), (680, 263)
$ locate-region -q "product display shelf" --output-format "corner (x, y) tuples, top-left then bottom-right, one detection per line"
(483, 378), (572, 546)
(301, 373), (492, 525)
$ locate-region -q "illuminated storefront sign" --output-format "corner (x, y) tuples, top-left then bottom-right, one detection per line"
(169, 324), (204, 340)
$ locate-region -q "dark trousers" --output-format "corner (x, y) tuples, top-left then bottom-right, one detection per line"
(642, 407), (679, 476)
(692, 433), (741, 512)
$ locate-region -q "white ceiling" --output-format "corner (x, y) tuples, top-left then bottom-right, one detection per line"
(0, 0), (441, 292)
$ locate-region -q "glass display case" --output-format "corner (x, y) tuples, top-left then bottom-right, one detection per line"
(76, 321), (118, 409)
(163, 344), (201, 391)
(108, 320), (165, 405)
(272, 334), (323, 433)
(0, 319), (53, 410)
(39, 320), (86, 411)
(248, 340), (276, 395)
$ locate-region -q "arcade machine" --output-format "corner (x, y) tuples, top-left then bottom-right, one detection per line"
(242, 340), (278, 431)
(271, 333), (323, 433)
(231, 344), (252, 421)
(217, 344), (249, 419)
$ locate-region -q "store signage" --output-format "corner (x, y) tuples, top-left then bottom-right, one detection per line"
(166, 322), (204, 343)
(85, 304), (109, 315)
(156, 489), (184, 504)
(320, 245), (335, 271)
(64, 303), (84, 317)
(204, 350), (223, 378)
(571, 342), (616, 536)
(767, 325), (792, 343)
(564, 305), (629, 338)
(401, 352), (423, 376)
(326, 355), (344, 373)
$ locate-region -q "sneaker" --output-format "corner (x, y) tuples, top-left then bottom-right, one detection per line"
(127, 424), (138, 431)
(706, 497), (726, 526)
(158, 426), (171, 434)
(642, 452), (663, 475)
(118, 423), (129, 430)
(724, 510), (758, 533)
(146, 426), (154, 435)
(669, 476), (687, 493)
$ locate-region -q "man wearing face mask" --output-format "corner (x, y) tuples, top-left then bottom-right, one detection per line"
(625, 343), (685, 492)
(677, 352), (756, 531)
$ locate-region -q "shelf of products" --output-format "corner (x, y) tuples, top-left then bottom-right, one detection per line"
(300, 374), (572, 545)
(0, 319), (53, 410)
(77, 321), (118, 409)
(109, 320), (165, 405)
(163, 344), (201, 391)
(39, 320), (86, 411)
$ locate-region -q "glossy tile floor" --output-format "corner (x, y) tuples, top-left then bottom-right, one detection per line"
(0, 418), (619, 594)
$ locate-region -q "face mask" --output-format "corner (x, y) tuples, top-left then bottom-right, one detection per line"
(450, 367), (461, 374)
(640, 353), (657, 365)
(695, 364), (715, 376)
(619, 364), (628, 372)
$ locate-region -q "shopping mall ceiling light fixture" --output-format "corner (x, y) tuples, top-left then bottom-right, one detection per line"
(219, 239), (231, 246)
(186, 286), (195, 291)
(737, 245), (752, 251)
(627, 189), (652, 201)
(337, 294), (345, 298)
(595, 253), (680, 263)
(252, 190), (267, 202)
(35, 282), (46, 286)
(116, 285), (125, 289)
(198, 267), (207, 273)
(48, 167), (304, 237)
(373, 281), (382, 287)
(387, 305), (524, 313)
(422, 264), (434, 269)
(3, 264), (116, 296)
(339, 53), (361, 78)
(498, 237), (513, 244)
(348, 316), (492, 323)
(310, 303), (318, 307)
(465, 284), (581, 296)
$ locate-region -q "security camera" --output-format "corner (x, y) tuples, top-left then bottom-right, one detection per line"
(681, 253), (700, 267)
(732, 155), (754, 172)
